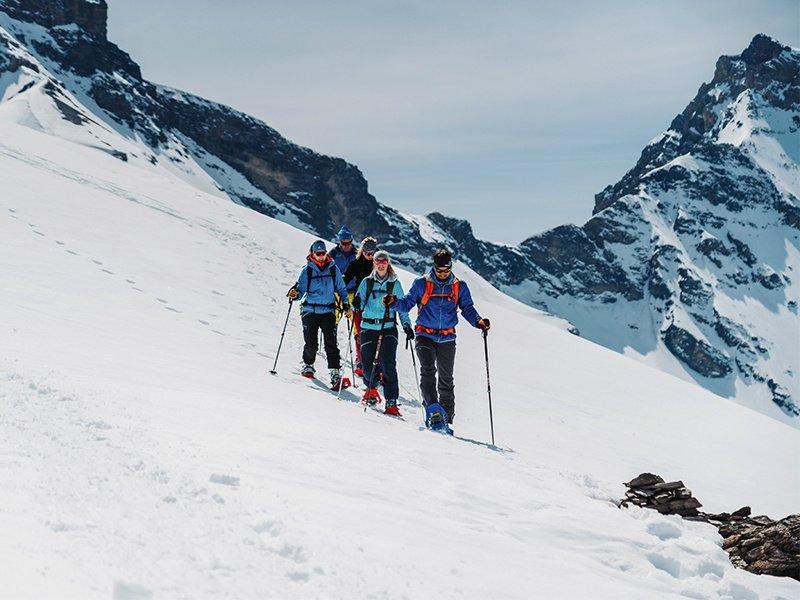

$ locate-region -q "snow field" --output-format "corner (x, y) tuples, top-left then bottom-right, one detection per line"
(1, 121), (799, 599)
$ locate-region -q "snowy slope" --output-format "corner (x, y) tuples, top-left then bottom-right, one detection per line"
(2, 105), (799, 598)
(1, 2), (796, 426)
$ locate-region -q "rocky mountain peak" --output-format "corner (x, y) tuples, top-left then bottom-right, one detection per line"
(0, 0), (107, 39)
(740, 34), (786, 66)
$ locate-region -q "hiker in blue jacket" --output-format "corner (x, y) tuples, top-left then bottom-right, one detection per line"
(287, 240), (352, 387)
(383, 249), (490, 426)
(329, 226), (358, 292)
(354, 250), (412, 416)
(329, 225), (358, 326)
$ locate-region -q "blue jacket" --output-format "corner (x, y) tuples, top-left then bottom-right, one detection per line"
(356, 273), (411, 331)
(394, 269), (482, 342)
(295, 256), (350, 315)
(329, 246), (358, 292)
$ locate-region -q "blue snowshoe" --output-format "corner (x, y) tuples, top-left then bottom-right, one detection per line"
(425, 403), (453, 435)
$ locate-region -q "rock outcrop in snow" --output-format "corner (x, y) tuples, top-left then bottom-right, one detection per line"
(621, 473), (800, 581)
(0, 0), (796, 422)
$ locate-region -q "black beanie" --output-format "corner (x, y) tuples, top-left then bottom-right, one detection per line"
(433, 249), (452, 268)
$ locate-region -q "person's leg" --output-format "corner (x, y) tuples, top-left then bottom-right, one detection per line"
(435, 340), (457, 422)
(380, 328), (399, 404)
(320, 312), (341, 369)
(360, 329), (379, 387)
(415, 336), (438, 407)
(301, 312), (320, 366)
(353, 311), (363, 368)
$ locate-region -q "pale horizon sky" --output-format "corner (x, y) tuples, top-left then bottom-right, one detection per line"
(107, 0), (799, 244)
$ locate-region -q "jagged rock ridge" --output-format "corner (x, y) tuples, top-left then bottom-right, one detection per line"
(0, 1), (797, 422)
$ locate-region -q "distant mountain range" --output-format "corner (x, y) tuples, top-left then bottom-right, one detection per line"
(1, 0), (797, 423)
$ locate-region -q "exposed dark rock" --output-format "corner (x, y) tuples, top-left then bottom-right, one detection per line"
(621, 473), (800, 581)
(1, 0), (108, 39)
(663, 324), (732, 378)
(719, 515), (800, 579)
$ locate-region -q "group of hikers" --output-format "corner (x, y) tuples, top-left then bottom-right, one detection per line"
(284, 225), (491, 434)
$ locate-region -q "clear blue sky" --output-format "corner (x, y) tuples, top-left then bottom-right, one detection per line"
(107, 0), (799, 244)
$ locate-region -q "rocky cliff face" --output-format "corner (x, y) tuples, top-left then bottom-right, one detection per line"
(0, 2), (796, 422)
(507, 34), (799, 421)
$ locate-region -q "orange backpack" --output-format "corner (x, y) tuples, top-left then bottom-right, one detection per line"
(420, 274), (460, 307)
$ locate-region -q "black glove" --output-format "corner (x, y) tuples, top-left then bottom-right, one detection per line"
(404, 325), (415, 342)
(383, 294), (397, 307)
(352, 295), (362, 312)
(477, 318), (491, 331)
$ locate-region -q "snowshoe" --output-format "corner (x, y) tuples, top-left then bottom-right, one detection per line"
(330, 376), (352, 391)
(362, 387), (382, 406)
(301, 364), (315, 379)
(384, 404), (402, 417)
(425, 403), (452, 435)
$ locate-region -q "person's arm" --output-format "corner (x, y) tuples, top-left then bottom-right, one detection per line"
(344, 260), (357, 287)
(394, 281), (412, 329)
(457, 280), (482, 327)
(354, 279), (366, 312)
(294, 266), (308, 295)
(393, 277), (423, 313)
(334, 267), (350, 308)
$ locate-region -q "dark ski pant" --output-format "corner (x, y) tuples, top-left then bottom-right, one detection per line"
(415, 336), (457, 422)
(302, 311), (340, 369)
(360, 327), (399, 402)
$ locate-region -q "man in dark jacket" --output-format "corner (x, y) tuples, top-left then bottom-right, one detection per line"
(344, 236), (378, 375)
(384, 249), (490, 428)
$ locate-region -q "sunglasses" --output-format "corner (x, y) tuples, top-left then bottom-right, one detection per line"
(363, 251), (375, 257)
(313, 250), (327, 256)
(374, 258), (389, 265)
(434, 266), (452, 273)
(340, 240), (353, 246)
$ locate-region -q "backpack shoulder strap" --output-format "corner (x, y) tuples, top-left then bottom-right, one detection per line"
(452, 278), (460, 307)
(306, 265), (312, 290)
(420, 275), (434, 306)
(386, 280), (396, 296)
(365, 276), (376, 300)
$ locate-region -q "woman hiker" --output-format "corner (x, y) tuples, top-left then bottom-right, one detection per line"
(343, 236), (379, 376)
(383, 249), (490, 431)
(287, 240), (352, 389)
(354, 250), (413, 416)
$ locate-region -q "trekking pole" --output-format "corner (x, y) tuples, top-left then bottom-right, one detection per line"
(269, 298), (294, 375)
(482, 329), (495, 446)
(364, 304), (391, 412)
(406, 335), (423, 422)
(337, 315), (356, 401)
(346, 315), (357, 386)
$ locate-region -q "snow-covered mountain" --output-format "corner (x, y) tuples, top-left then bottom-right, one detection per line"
(502, 34), (800, 425)
(0, 0), (796, 426)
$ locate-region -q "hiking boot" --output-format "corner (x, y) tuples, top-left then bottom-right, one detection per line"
(384, 404), (402, 417)
(301, 364), (315, 378)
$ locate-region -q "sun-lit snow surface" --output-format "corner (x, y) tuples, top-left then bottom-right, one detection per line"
(1, 76), (799, 599)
